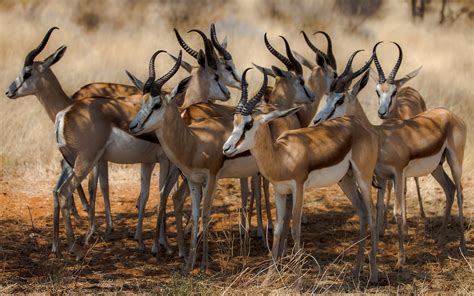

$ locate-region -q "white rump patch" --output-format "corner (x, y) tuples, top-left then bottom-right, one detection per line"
(54, 106), (72, 148)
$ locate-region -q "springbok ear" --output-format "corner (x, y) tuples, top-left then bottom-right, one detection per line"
(271, 65), (292, 78)
(259, 106), (303, 124)
(221, 36), (228, 49)
(252, 63), (276, 78)
(197, 49), (206, 68)
(350, 70), (370, 97)
(293, 50), (315, 70)
(167, 52), (193, 73)
(395, 66), (422, 88)
(38, 46), (67, 72)
(368, 67), (379, 83)
(315, 52), (327, 68)
(125, 70), (144, 91)
(167, 76), (191, 103)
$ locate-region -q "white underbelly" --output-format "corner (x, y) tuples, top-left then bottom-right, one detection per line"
(304, 150), (351, 189)
(404, 141), (446, 178)
(219, 155), (259, 179)
(272, 150), (352, 195)
(102, 128), (162, 164)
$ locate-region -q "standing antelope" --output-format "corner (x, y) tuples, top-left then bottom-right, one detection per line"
(222, 65), (380, 282)
(315, 48), (467, 270)
(371, 42), (427, 235)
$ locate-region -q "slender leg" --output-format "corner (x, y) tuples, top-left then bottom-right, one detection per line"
(252, 176), (265, 240)
(52, 162), (74, 254)
(152, 162), (180, 256)
(271, 192), (287, 260)
(247, 181), (256, 238)
(185, 181), (202, 273)
(239, 178), (249, 234)
(338, 174), (368, 278)
(445, 151), (466, 252)
(430, 165), (455, 249)
(414, 177), (426, 220)
(381, 180), (393, 236)
(134, 163), (155, 252)
(98, 161), (113, 236)
(393, 172), (406, 270)
(200, 176), (217, 270)
(69, 192), (81, 221)
(85, 164), (99, 245)
(172, 178), (188, 258)
(262, 177), (273, 231)
(290, 184), (304, 252)
(376, 180), (388, 237)
(76, 184), (90, 212)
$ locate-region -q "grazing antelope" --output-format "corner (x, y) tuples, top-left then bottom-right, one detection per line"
(315, 48), (467, 270)
(371, 42), (427, 235)
(223, 66), (380, 282)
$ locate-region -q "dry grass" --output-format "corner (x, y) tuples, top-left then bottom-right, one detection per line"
(0, 0), (473, 294)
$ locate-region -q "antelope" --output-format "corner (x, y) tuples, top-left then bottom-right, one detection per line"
(222, 66), (380, 282)
(3, 27), (112, 232)
(314, 48), (467, 270)
(371, 42), (427, 235)
(295, 31), (339, 127)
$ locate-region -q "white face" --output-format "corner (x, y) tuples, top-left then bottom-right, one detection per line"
(375, 83), (397, 119)
(218, 58), (242, 89)
(313, 92), (346, 124)
(223, 114), (259, 157)
(5, 64), (41, 99)
(207, 70), (232, 102)
(292, 75), (315, 104)
(129, 94), (166, 135)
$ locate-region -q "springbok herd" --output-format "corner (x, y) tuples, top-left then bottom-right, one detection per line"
(5, 25), (467, 283)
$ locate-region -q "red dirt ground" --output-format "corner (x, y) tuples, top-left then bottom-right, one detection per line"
(0, 170), (473, 293)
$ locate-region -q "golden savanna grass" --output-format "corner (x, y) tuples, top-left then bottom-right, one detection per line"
(0, 0), (473, 294)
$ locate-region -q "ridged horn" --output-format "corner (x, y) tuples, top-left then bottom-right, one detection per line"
(188, 29), (218, 70)
(279, 35), (303, 75)
(372, 41), (386, 83)
(264, 33), (293, 71)
(210, 24), (232, 60)
(25, 27), (59, 66)
(242, 71), (268, 115)
(314, 31), (336, 69)
(388, 42), (403, 84)
(300, 31), (329, 65)
(143, 50), (166, 94)
(236, 68), (251, 113)
(152, 50), (182, 95)
(174, 28), (198, 59)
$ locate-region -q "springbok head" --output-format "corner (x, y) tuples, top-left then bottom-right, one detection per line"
(372, 42), (422, 119)
(259, 33), (314, 104)
(314, 50), (372, 125)
(5, 27), (67, 99)
(300, 30), (338, 93)
(128, 50), (190, 135)
(175, 26), (241, 89)
(223, 68), (302, 157)
(174, 28), (232, 101)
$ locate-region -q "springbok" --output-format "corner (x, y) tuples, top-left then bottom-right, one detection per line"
(295, 30), (339, 127)
(314, 48), (467, 270)
(222, 65), (380, 282)
(371, 42), (427, 235)
(3, 27), (109, 229)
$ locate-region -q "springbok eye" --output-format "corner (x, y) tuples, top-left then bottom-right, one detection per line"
(214, 74), (219, 81)
(392, 89), (398, 97)
(244, 120), (253, 131)
(335, 96), (345, 106)
(23, 71), (31, 80)
(152, 101), (161, 110)
(375, 90), (380, 97)
(225, 66), (232, 72)
(332, 73), (337, 79)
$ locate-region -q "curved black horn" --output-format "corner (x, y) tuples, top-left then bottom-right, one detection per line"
(314, 31), (336, 69)
(152, 50), (182, 95)
(279, 35), (303, 75)
(333, 50), (372, 93)
(25, 27), (59, 66)
(372, 41), (386, 83)
(236, 68), (251, 113)
(210, 24), (232, 60)
(300, 31), (329, 64)
(242, 71), (268, 115)
(174, 28), (198, 59)
(143, 50), (166, 94)
(264, 33), (293, 71)
(388, 42), (403, 84)
(189, 29), (218, 70)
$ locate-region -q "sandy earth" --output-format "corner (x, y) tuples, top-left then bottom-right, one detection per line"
(0, 170), (472, 293)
